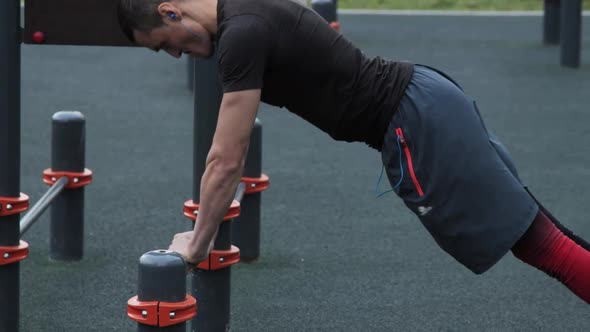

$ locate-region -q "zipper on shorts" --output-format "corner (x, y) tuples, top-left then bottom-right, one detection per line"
(395, 128), (425, 197)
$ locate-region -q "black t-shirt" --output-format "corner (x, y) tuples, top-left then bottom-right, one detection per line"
(216, 0), (414, 151)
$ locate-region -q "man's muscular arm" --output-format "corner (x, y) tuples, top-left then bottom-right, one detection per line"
(169, 89), (261, 263)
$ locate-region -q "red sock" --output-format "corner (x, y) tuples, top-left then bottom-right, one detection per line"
(511, 210), (590, 304)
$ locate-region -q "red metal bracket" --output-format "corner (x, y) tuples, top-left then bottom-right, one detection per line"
(241, 174), (270, 194)
(127, 294), (197, 327)
(196, 245), (240, 271)
(330, 21), (341, 32)
(127, 298), (158, 326)
(0, 193), (30, 217)
(43, 168), (93, 189)
(159, 296), (198, 327)
(0, 241), (29, 266)
(183, 200), (241, 222)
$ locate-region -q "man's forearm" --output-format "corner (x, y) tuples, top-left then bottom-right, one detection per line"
(185, 89), (259, 261)
(189, 159), (243, 259)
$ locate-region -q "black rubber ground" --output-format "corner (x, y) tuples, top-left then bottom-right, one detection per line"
(18, 13), (590, 332)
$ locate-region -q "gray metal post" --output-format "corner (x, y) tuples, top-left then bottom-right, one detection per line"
(191, 223), (232, 332)
(311, 0), (338, 23)
(135, 250), (190, 332)
(187, 56), (195, 91)
(0, 0), (22, 331)
(50, 111), (86, 261)
(544, 0), (561, 44)
(232, 119), (263, 262)
(560, 0), (582, 68)
(191, 54), (233, 332)
(192, 57), (221, 198)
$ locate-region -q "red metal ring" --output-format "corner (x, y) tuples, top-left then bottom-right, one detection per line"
(330, 21), (341, 32)
(241, 174), (270, 194)
(196, 245), (240, 271)
(0, 240), (29, 266)
(0, 193), (30, 217)
(159, 295), (197, 327)
(43, 168), (93, 189)
(183, 200), (241, 222)
(127, 294), (197, 327)
(127, 296), (159, 326)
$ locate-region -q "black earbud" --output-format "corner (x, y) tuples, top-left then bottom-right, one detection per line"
(168, 12), (177, 20)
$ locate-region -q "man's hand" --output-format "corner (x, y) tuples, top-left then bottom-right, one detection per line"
(168, 231), (208, 264)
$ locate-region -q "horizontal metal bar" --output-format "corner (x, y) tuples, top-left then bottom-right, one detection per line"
(234, 182), (246, 204)
(19, 176), (68, 237)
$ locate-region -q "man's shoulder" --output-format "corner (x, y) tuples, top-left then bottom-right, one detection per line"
(217, 14), (273, 50)
(220, 13), (271, 30)
(218, 0), (302, 31)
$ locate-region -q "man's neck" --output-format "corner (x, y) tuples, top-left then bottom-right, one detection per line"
(181, 0), (219, 34)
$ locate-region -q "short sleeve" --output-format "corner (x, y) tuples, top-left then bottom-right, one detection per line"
(217, 15), (272, 93)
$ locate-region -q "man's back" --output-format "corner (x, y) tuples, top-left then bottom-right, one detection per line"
(216, 0), (413, 150)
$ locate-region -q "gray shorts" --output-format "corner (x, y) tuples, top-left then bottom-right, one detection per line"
(381, 65), (538, 274)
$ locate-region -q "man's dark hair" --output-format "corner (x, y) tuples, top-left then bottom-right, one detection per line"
(117, 0), (170, 42)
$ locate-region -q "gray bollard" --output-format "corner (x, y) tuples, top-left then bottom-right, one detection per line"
(232, 119), (265, 262)
(560, 0), (582, 68)
(544, 0), (561, 44)
(188, 53), (239, 332)
(0, 0), (24, 331)
(187, 56), (195, 91)
(128, 250), (197, 331)
(311, 0), (337, 23)
(191, 221), (235, 332)
(49, 111), (88, 261)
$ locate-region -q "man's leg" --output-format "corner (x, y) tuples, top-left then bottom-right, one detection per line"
(511, 209), (590, 303)
(525, 187), (590, 251)
(481, 117), (590, 302)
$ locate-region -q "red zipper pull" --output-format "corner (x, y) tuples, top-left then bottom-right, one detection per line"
(395, 128), (406, 146)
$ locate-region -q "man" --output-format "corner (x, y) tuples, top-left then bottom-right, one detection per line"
(116, 0), (590, 304)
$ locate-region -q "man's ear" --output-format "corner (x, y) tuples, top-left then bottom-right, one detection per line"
(157, 2), (181, 21)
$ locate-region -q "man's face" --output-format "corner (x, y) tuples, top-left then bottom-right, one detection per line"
(134, 21), (213, 59)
